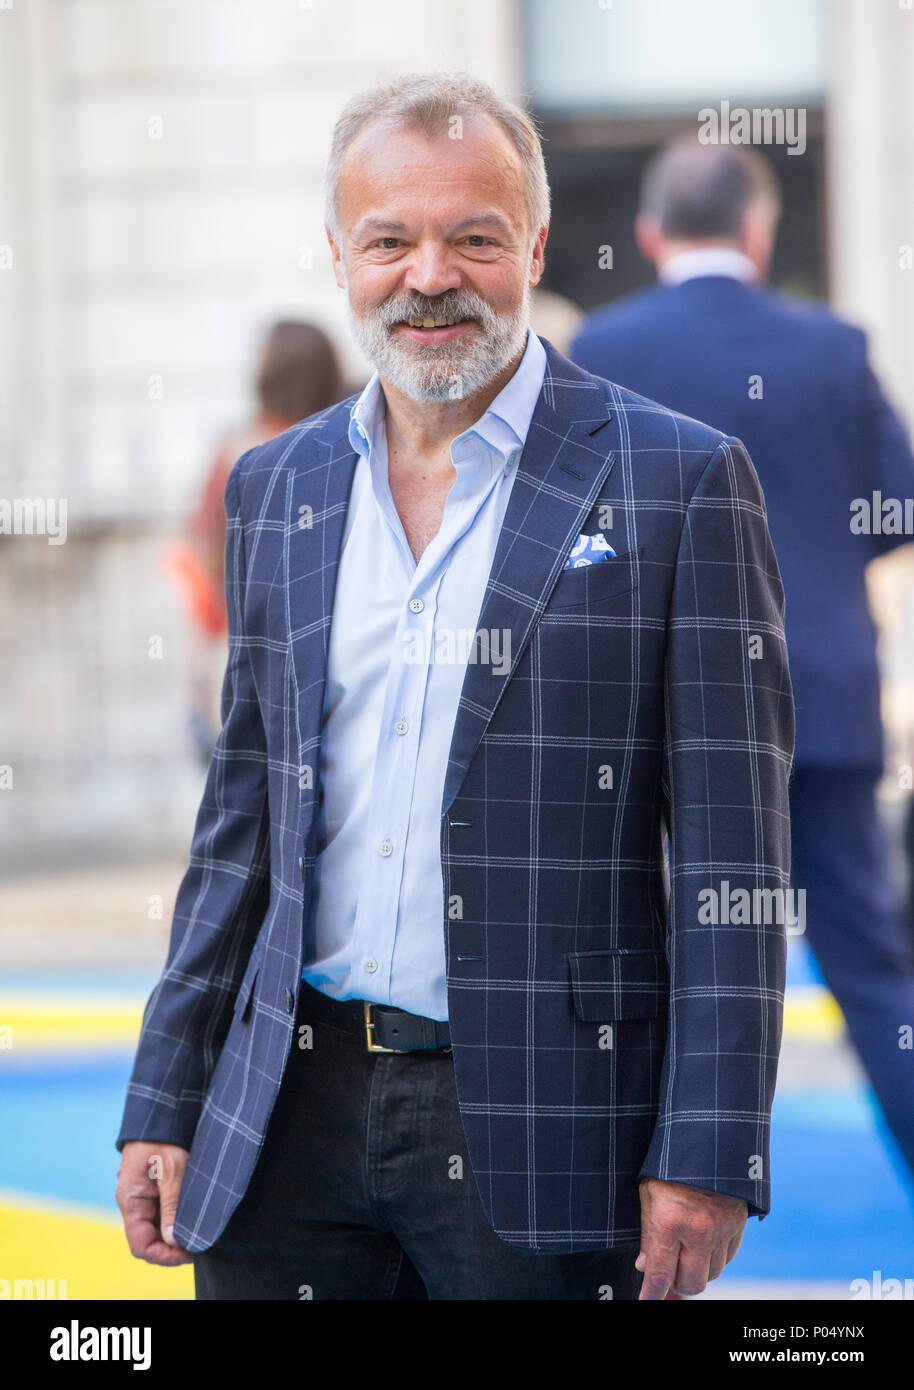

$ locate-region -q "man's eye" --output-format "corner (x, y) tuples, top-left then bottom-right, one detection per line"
(464, 236), (493, 247)
(376, 238), (402, 250)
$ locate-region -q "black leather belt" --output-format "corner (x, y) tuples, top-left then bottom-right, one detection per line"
(299, 980), (451, 1053)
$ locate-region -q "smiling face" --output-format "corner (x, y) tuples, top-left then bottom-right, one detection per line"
(327, 113), (547, 402)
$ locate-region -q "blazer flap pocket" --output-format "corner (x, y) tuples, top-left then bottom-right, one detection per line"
(568, 948), (669, 1022)
(233, 939), (262, 1018)
(548, 546), (643, 609)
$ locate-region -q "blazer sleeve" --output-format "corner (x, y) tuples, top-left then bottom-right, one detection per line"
(638, 436), (795, 1217)
(116, 455), (271, 1152)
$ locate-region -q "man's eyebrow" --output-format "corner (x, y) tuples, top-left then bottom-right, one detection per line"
(450, 213), (513, 237)
(351, 216), (411, 238)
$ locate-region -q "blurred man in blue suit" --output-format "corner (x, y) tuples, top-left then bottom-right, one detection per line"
(572, 136), (914, 1177)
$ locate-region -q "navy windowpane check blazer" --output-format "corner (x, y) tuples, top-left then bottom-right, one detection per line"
(117, 338), (795, 1254)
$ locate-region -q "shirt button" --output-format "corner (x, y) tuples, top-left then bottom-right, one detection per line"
(363, 958), (379, 974)
(394, 719), (408, 735)
(378, 839), (393, 856)
(409, 597), (424, 613)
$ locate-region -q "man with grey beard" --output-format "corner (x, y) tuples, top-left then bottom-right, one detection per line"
(116, 73), (794, 1301)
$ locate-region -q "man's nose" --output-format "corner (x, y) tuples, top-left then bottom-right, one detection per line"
(402, 243), (463, 298)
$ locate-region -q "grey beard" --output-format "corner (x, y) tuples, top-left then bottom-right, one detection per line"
(346, 286), (531, 403)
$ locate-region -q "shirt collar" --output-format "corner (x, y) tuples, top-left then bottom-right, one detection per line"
(472, 327), (547, 454)
(347, 328), (547, 476)
(348, 373), (385, 459)
(659, 247), (759, 286)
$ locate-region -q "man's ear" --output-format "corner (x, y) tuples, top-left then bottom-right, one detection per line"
(634, 213), (662, 267)
(529, 223), (549, 287)
(326, 225), (347, 289)
(739, 206), (774, 279)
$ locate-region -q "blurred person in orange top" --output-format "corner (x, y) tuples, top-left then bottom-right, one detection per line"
(167, 319), (348, 760)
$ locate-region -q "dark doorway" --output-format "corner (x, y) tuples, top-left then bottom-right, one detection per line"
(536, 114), (827, 314)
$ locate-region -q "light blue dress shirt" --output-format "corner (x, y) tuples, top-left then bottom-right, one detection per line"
(301, 329), (547, 1020)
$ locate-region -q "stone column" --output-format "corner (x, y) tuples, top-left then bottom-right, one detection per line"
(826, 0), (914, 420)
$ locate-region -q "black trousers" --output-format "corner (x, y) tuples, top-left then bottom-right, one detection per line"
(194, 988), (644, 1300)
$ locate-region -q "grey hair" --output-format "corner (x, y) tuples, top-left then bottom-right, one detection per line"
(639, 135), (782, 239)
(324, 71), (550, 244)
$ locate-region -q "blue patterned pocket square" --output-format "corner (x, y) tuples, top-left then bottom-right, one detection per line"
(564, 533), (617, 570)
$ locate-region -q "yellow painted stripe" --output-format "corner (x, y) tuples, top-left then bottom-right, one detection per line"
(0, 1002), (142, 1051)
(0, 1192), (194, 1300)
(783, 987), (845, 1040)
(0, 985), (844, 1052)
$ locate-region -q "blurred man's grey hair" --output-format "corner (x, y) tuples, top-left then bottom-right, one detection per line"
(639, 137), (782, 239)
(324, 72), (551, 246)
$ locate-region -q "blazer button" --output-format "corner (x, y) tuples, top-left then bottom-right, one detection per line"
(298, 856), (304, 878)
(285, 988), (295, 1013)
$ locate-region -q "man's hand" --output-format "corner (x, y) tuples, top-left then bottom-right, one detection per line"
(636, 1177), (747, 1300)
(116, 1141), (192, 1266)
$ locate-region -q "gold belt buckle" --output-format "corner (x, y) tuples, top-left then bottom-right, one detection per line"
(363, 1001), (398, 1053)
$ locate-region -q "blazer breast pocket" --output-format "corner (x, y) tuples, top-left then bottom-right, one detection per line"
(547, 547), (642, 610)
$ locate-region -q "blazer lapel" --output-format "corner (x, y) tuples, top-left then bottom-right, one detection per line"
(285, 411), (358, 848)
(441, 344), (619, 814)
